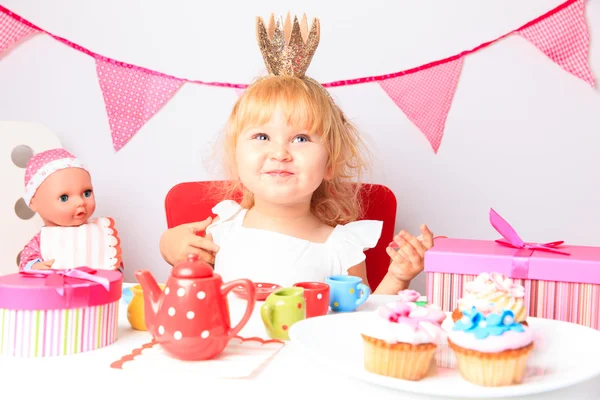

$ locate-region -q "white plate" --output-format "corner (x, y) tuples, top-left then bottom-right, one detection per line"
(288, 312), (600, 398)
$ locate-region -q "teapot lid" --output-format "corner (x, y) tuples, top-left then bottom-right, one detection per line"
(172, 255), (214, 279)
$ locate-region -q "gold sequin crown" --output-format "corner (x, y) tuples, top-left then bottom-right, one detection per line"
(256, 13), (320, 78)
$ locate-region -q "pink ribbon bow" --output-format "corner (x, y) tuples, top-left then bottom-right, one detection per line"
(489, 208), (570, 279)
(490, 209), (570, 255)
(19, 267), (110, 296)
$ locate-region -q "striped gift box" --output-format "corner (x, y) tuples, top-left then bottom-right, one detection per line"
(427, 272), (600, 330)
(425, 237), (600, 330)
(0, 301), (119, 357)
(0, 269), (122, 357)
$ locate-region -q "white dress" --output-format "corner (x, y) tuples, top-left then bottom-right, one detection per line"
(205, 200), (383, 287)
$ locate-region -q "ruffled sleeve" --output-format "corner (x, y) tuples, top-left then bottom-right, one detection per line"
(205, 200), (243, 246)
(329, 219), (384, 273)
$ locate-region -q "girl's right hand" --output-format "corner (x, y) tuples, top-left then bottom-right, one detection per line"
(159, 217), (220, 266)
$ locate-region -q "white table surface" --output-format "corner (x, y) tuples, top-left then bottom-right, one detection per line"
(1, 283), (599, 399)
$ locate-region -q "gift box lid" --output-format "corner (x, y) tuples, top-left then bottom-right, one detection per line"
(425, 208), (600, 284)
(424, 237), (600, 284)
(0, 268), (123, 310)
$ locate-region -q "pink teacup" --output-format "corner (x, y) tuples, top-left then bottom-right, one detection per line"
(293, 282), (330, 318)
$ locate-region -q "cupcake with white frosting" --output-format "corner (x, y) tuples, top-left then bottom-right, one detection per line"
(361, 299), (447, 381)
(448, 306), (533, 387)
(452, 272), (527, 325)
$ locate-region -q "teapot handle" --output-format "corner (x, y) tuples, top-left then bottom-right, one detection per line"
(221, 279), (256, 337)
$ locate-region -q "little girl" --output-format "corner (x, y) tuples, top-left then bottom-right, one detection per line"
(159, 13), (434, 294)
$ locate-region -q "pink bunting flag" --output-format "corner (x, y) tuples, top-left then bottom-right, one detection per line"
(517, 0), (595, 87)
(379, 58), (463, 153)
(95, 58), (184, 151)
(0, 12), (38, 55)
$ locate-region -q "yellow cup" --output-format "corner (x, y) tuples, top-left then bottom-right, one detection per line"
(127, 283), (165, 331)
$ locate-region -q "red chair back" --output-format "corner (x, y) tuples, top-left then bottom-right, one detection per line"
(164, 181), (397, 289)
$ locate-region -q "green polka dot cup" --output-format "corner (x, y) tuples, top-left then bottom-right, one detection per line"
(261, 287), (306, 341)
(325, 275), (370, 312)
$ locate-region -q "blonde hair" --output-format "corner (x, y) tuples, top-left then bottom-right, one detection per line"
(218, 75), (371, 226)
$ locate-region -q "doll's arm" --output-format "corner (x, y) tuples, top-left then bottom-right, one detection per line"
(19, 233), (43, 271)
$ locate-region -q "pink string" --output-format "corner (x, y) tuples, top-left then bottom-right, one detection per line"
(0, 0), (578, 89)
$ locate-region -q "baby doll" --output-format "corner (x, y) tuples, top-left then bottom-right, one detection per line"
(19, 148), (122, 271)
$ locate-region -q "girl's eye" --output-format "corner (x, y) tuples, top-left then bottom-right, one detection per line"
(253, 133), (269, 141)
(83, 190), (93, 198)
(293, 135), (310, 143)
(59, 195), (69, 203)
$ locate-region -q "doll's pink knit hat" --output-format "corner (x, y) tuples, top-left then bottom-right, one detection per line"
(23, 148), (87, 206)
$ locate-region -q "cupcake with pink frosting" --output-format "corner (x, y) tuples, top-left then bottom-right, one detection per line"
(361, 296), (447, 381)
(448, 306), (534, 387)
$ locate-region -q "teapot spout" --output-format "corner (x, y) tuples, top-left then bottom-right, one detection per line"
(134, 270), (162, 317)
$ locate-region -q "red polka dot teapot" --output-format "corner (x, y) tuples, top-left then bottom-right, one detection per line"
(135, 255), (256, 360)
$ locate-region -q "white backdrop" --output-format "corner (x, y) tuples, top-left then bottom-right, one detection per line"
(1, 0), (599, 292)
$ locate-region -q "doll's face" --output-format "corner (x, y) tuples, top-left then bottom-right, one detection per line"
(29, 168), (96, 227)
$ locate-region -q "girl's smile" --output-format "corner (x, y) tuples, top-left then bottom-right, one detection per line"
(235, 107), (330, 206)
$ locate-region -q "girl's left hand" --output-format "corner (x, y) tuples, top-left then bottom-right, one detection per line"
(386, 224), (434, 283)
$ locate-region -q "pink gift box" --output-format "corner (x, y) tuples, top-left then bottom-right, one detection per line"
(424, 209), (600, 330)
(0, 268), (123, 357)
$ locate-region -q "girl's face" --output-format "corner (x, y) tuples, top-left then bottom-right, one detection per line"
(29, 168), (96, 227)
(235, 107), (332, 206)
